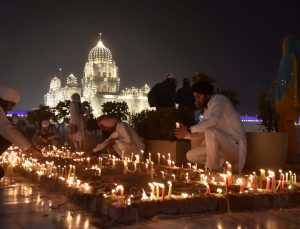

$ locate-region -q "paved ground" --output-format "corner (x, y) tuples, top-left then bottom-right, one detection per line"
(1, 175), (300, 229)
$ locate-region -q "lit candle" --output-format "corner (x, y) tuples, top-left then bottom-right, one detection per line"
(187, 163), (191, 170)
(160, 184), (165, 199)
(192, 163), (198, 171)
(253, 172), (257, 191)
(272, 173), (276, 192)
(161, 171), (165, 179)
(238, 178), (244, 193)
(67, 164), (72, 179)
(150, 162), (154, 179)
(149, 183), (155, 200)
(176, 122), (180, 128)
(280, 172), (284, 191)
(162, 155), (165, 165)
(116, 185), (124, 198)
(167, 159), (171, 167)
(167, 181), (172, 199)
(99, 157), (102, 167)
(171, 161), (175, 167)
(172, 174), (175, 181)
(155, 183), (160, 199)
(186, 173), (189, 183)
(157, 153), (160, 164)
(123, 161), (128, 175)
(121, 151), (124, 160)
(205, 184), (210, 194)
(149, 152), (151, 162)
(135, 154), (140, 163)
(266, 177), (270, 190)
(226, 162), (232, 173)
(112, 155), (115, 167)
(72, 165), (76, 178)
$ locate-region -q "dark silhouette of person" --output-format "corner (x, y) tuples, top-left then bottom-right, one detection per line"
(175, 78), (196, 112)
(148, 73), (177, 109)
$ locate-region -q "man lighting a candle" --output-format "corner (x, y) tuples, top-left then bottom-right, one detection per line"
(92, 115), (145, 159)
(32, 119), (60, 148)
(174, 81), (247, 174)
(0, 86), (42, 179)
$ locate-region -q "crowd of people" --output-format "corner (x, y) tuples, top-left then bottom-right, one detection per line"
(0, 74), (247, 179)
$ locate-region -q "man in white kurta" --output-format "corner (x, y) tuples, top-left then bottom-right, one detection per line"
(92, 115), (145, 158)
(0, 86), (42, 178)
(69, 93), (86, 151)
(175, 81), (247, 173)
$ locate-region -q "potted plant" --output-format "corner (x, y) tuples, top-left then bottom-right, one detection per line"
(245, 89), (288, 171)
(130, 107), (196, 164)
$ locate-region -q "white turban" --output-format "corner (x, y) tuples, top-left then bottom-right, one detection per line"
(98, 118), (118, 128)
(0, 86), (21, 103)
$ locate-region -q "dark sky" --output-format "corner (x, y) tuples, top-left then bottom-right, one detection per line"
(1, 0), (300, 114)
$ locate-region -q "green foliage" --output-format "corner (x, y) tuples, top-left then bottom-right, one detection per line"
(192, 72), (216, 84)
(26, 105), (55, 127)
(257, 90), (278, 132)
(130, 108), (196, 141)
(191, 71), (240, 108)
(54, 100), (71, 124)
(27, 100), (98, 133)
(101, 101), (129, 121)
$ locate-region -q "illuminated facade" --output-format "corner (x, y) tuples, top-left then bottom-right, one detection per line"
(44, 34), (150, 116)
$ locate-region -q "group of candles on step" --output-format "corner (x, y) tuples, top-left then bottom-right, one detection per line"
(1, 146), (299, 204)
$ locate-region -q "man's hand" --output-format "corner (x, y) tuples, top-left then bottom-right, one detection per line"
(174, 123), (190, 139)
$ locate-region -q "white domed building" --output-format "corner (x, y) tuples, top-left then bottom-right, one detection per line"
(44, 34), (150, 117)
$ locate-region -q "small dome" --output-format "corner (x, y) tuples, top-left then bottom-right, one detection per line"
(88, 34), (113, 64)
(66, 74), (78, 87)
(50, 76), (61, 90)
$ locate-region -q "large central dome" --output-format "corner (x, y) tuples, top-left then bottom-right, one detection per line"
(88, 36), (113, 64)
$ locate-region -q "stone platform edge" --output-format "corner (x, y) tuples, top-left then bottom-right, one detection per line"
(13, 167), (300, 224)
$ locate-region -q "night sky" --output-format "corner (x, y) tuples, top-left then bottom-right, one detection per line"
(1, 0), (300, 115)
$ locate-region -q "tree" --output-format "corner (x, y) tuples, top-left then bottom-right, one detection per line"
(26, 105), (55, 127)
(54, 100), (97, 133)
(101, 101), (129, 121)
(54, 100), (71, 125)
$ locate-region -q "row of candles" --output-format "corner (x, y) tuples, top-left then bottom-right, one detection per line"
(0, 146), (299, 205)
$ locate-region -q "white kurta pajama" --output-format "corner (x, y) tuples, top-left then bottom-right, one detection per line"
(93, 122), (145, 158)
(0, 106), (31, 151)
(69, 101), (85, 144)
(186, 94), (247, 173)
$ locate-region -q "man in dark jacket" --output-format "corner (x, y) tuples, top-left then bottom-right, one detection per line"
(148, 73), (177, 109)
(175, 78), (196, 112)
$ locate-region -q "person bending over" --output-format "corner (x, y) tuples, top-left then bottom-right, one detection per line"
(92, 115), (145, 159)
